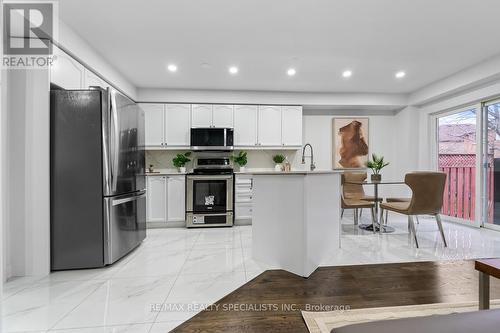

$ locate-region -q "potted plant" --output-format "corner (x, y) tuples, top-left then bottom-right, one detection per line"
(172, 152), (191, 173)
(231, 151), (248, 172)
(366, 154), (389, 182)
(273, 154), (286, 172)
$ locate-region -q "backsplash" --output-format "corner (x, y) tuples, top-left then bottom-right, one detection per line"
(145, 149), (303, 171)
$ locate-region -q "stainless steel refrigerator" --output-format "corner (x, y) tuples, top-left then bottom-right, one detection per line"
(50, 87), (146, 270)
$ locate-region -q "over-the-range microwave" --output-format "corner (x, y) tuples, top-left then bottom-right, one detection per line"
(190, 128), (234, 151)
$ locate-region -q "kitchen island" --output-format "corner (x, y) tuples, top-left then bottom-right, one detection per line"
(252, 170), (342, 277)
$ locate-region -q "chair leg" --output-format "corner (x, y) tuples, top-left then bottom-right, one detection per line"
(407, 216), (410, 232)
(379, 208), (385, 225)
(385, 210), (389, 225)
(354, 208), (358, 225)
(408, 215), (419, 248)
(359, 208), (363, 218)
(416, 215), (420, 224)
(435, 214), (447, 247)
(341, 208), (344, 219)
(370, 207), (376, 233)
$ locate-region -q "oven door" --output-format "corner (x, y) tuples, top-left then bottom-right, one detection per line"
(187, 175), (233, 213)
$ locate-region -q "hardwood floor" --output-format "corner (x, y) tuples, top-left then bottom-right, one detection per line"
(171, 261), (500, 332)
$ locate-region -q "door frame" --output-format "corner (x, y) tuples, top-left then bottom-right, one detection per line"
(432, 104), (482, 228)
(482, 98), (500, 231)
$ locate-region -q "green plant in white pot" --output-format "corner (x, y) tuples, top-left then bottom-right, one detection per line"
(273, 154), (286, 172)
(231, 151), (248, 172)
(366, 154), (389, 182)
(172, 152), (191, 173)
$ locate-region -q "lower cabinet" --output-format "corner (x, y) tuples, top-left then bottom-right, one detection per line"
(235, 175), (253, 223)
(146, 175), (186, 226)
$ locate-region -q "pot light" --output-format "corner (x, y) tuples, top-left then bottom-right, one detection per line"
(229, 66), (239, 74)
(342, 70), (352, 78)
(395, 71), (406, 79)
(287, 68), (296, 76)
(167, 64), (177, 72)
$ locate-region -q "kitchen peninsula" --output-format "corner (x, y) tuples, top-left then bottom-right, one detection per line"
(251, 170), (342, 277)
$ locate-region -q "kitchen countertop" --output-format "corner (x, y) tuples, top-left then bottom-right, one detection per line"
(145, 169), (188, 176)
(234, 168), (344, 175)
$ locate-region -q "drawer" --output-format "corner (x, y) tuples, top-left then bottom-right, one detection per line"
(235, 183), (252, 190)
(235, 193), (252, 203)
(235, 203), (252, 219)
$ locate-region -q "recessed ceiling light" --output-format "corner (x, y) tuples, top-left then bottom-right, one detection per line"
(287, 68), (296, 76)
(395, 71), (406, 79)
(229, 66), (239, 74)
(342, 70), (352, 78)
(167, 64), (177, 72)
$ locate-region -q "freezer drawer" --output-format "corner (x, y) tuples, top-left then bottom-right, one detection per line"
(104, 191), (147, 264)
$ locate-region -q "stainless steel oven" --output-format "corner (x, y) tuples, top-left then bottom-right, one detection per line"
(186, 156), (234, 227)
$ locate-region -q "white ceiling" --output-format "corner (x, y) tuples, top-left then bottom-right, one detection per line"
(59, 0), (500, 94)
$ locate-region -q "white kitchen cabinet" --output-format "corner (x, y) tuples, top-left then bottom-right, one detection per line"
(258, 105), (282, 146)
(191, 104), (213, 128)
(165, 104), (191, 146)
(281, 106), (303, 146)
(141, 104), (164, 147)
(212, 105), (234, 127)
(84, 68), (108, 89)
(234, 105), (258, 146)
(50, 47), (85, 89)
(146, 176), (167, 223)
(235, 175), (253, 221)
(167, 175), (186, 222)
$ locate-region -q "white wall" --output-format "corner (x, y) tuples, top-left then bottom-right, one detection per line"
(4, 69), (50, 278)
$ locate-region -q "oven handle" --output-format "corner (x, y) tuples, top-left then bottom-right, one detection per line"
(187, 175), (233, 180)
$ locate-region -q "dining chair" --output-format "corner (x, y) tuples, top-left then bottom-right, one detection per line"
(381, 197), (419, 225)
(341, 173), (377, 229)
(341, 172), (383, 219)
(379, 172), (447, 248)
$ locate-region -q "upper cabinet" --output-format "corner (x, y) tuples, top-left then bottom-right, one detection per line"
(192, 104), (234, 128)
(165, 104), (191, 146)
(141, 104), (164, 147)
(50, 47), (85, 89)
(142, 103), (191, 148)
(191, 104), (213, 128)
(258, 106), (282, 146)
(281, 106), (303, 147)
(234, 105), (258, 146)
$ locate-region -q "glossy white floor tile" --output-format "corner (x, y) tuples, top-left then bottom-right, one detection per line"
(3, 219), (500, 332)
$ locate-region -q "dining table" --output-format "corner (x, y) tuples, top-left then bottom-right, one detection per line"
(344, 179), (405, 234)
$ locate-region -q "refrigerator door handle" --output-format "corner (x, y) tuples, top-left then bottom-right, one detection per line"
(110, 90), (120, 193)
(112, 192), (146, 206)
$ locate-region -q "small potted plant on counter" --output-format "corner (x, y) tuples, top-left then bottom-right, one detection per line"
(273, 154), (286, 172)
(366, 154), (389, 182)
(172, 152), (191, 173)
(231, 151), (248, 172)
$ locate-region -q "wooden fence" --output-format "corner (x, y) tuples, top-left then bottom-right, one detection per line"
(438, 154), (494, 222)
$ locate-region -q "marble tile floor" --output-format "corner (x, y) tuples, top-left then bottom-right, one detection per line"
(3, 212), (500, 333)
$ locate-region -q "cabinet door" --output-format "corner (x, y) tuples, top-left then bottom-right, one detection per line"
(141, 104), (164, 147)
(234, 105), (258, 146)
(84, 68), (108, 89)
(167, 176), (186, 222)
(191, 104), (213, 128)
(212, 105), (234, 128)
(281, 106), (303, 146)
(258, 105), (282, 146)
(165, 104), (191, 146)
(147, 176), (167, 222)
(51, 47), (85, 89)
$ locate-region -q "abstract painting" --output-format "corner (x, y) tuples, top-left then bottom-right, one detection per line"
(333, 118), (369, 169)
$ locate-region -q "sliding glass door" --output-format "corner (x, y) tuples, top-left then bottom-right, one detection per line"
(482, 100), (500, 230)
(437, 108), (480, 225)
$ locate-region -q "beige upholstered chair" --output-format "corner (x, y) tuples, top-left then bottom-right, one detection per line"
(341, 173), (377, 229)
(380, 172), (447, 248)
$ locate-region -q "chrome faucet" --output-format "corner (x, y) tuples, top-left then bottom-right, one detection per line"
(301, 143), (316, 171)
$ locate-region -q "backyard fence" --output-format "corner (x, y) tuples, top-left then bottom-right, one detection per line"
(438, 154), (494, 222)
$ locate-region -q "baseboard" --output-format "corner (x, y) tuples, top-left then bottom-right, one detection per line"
(147, 221), (186, 228)
(234, 218), (252, 226)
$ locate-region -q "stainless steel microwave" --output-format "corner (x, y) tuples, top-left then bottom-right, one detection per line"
(190, 128), (234, 151)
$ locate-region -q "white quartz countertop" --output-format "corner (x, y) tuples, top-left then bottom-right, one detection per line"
(145, 169), (188, 176)
(234, 169), (343, 175)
